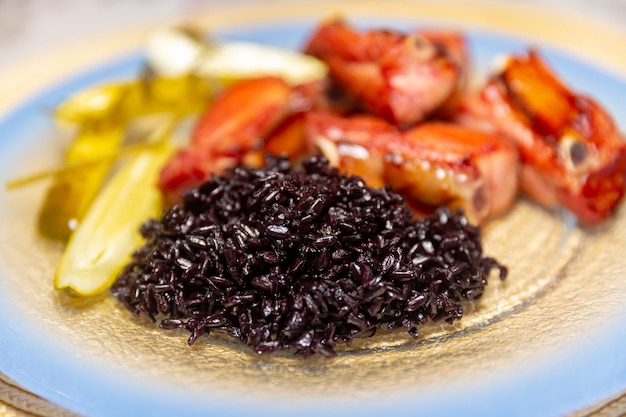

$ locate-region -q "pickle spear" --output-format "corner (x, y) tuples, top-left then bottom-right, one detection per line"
(40, 74), (212, 241)
(54, 122), (175, 297)
(38, 124), (125, 240)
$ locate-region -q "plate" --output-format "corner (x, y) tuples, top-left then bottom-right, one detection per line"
(1, 2), (625, 417)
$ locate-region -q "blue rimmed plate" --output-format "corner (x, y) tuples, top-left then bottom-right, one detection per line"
(1, 4), (625, 417)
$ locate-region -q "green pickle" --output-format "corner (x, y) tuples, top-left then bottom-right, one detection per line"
(54, 138), (175, 297)
(38, 125), (125, 240)
(39, 75), (213, 241)
(54, 84), (128, 124)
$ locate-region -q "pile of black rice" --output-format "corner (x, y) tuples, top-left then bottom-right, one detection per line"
(111, 156), (506, 357)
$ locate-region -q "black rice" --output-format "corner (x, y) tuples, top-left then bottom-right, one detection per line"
(111, 156), (506, 357)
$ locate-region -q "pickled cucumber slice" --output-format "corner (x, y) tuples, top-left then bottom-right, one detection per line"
(54, 84), (129, 124)
(42, 73), (211, 241)
(38, 124), (125, 240)
(54, 129), (174, 297)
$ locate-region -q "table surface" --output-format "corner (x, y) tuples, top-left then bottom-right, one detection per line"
(0, 1), (625, 416)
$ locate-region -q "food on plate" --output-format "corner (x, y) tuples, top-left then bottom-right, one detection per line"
(158, 76), (306, 203)
(416, 29), (469, 118)
(146, 26), (327, 84)
(38, 123), (125, 241)
(54, 122), (175, 297)
(161, 20), (626, 227)
(159, 73), (515, 222)
(115, 19), (623, 355)
(304, 18), (462, 127)
(112, 156), (506, 357)
(9, 17), (625, 355)
(5, 31), (329, 300)
(306, 111), (519, 224)
(34, 28), (328, 242)
(157, 74), (361, 204)
(39, 75), (213, 241)
(453, 50), (626, 224)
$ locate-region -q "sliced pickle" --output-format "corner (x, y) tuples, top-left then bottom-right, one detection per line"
(54, 132), (174, 297)
(38, 124), (125, 240)
(41, 74), (212, 241)
(54, 84), (129, 124)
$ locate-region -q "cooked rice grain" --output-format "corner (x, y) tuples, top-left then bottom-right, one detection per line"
(111, 156), (506, 357)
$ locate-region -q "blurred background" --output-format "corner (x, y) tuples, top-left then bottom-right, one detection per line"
(1, 0), (625, 72)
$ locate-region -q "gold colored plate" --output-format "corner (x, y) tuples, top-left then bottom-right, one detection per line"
(0, 1), (625, 416)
